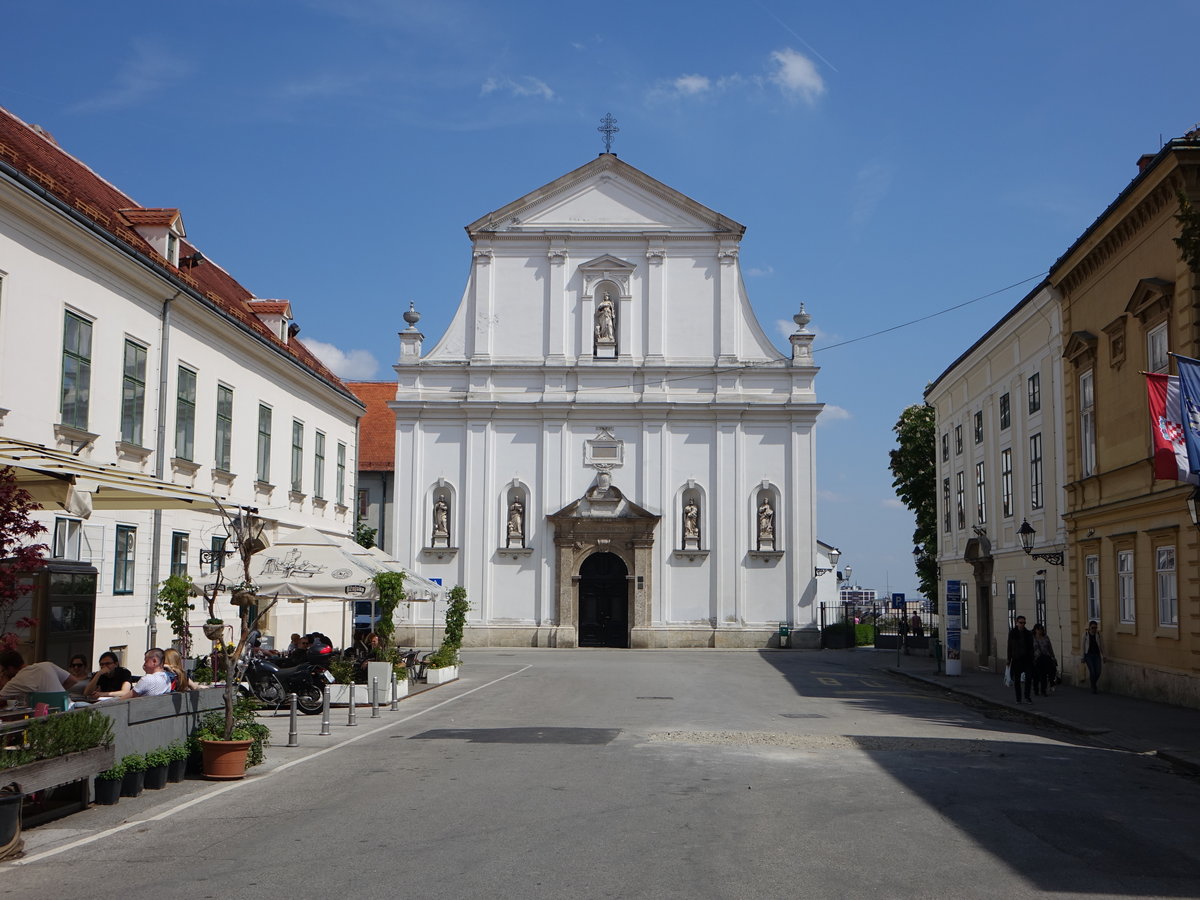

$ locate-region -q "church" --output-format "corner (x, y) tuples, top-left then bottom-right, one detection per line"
(389, 151), (823, 649)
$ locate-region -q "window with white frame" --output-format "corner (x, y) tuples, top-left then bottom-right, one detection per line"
(314, 431), (325, 500)
(1030, 433), (1044, 509)
(1117, 549), (1135, 624)
(209, 535), (227, 575)
(999, 393), (1011, 430)
(974, 411), (983, 444)
(975, 462), (986, 523)
(256, 405), (272, 483)
(53, 518), (82, 560)
(170, 532), (189, 577)
(1085, 554), (1100, 622)
(942, 477), (951, 533)
(215, 385), (233, 472)
(1034, 579), (1046, 625)
(1000, 449), (1013, 518)
(942, 434), (949, 462)
(175, 366), (197, 461)
(114, 525), (136, 595)
(290, 420), (304, 492)
(120, 340), (147, 446)
(61, 311), (93, 430)
(1027, 372), (1041, 414)
(1147, 322), (1169, 374)
(336, 442), (347, 506)
(1080, 370), (1096, 478)
(1156, 545), (1177, 627)
(954, 425), (963, 455)
(956, 472), (965, 529)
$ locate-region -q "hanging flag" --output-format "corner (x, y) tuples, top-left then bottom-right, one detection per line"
(1175, 354), (1200, 474)
(1146, 373), (1196, 482)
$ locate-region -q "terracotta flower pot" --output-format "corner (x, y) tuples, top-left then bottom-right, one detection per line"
(200, 739), (253, 780)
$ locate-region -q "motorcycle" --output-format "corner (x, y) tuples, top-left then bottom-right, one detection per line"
(243, 634), (335, 714)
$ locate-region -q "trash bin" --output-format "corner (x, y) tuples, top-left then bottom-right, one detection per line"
(778, 624), (790, 648)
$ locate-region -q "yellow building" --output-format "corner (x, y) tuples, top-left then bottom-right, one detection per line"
(1049, 131), (1200, 707)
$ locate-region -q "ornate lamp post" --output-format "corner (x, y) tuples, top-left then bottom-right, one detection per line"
(1016, 519), (1064, 567)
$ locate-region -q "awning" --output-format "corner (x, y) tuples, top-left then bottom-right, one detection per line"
(0, 437), (222, 516)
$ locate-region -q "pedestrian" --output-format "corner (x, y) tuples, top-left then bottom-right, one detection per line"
(898, 614), (909, 654)
(1007, 615), (1034, 703)
(910, 612), (925, 639)
(1079, 619), (1105, 694)
(1031, 623), (1056, 697)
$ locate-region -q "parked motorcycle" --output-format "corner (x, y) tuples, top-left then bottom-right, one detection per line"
(243, 633), (335, 714)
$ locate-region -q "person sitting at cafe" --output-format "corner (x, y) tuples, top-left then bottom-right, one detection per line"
(286, 636), (311, 664)
(163, 648), (201, 692)
(82, 652), (133, 698)
(90, 649), (172, 699)
(0, 649), (84, 702)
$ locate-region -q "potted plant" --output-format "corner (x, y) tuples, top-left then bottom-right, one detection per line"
(118, 753), (147, 798)
(203, 618), (225, 641)
(165, 741), (188, 783)
(325, 658), (358, 706)
(192, 697), (270, 780)
(424, 585), (469, 684)
(93, 759), (125, 806)
(143, 746), (171, 790)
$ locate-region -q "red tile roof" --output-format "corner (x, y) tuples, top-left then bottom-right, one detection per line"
(247, 300), (292, 315)
(117, 207), (180, 227)
(0, 105), (359, 407)
(346, 382), (396, 471)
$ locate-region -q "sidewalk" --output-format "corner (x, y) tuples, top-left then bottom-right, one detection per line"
(834, 647), (1200, 774)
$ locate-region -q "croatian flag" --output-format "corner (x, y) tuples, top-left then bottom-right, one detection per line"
(1177, 355), (1200, 476)
(1146, 374), (1197, 482)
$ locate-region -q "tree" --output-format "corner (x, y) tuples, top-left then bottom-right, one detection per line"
(0, 467), (48, 652)
(888, 403), (938, 607)
(354, 519), (377, 549)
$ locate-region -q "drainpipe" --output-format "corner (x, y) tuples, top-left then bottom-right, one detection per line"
(147, 291), (182, 650)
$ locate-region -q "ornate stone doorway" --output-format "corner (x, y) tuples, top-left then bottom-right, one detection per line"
(578, 552), (629, 647)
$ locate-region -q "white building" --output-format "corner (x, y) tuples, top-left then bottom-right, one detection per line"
(0, 106), (364, 664)
(925, 282), (1069, 670)
(390, 153), (823, 649)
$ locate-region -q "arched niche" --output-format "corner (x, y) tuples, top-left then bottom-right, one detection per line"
(499, 479), (532, 556)
(751, 482), (782, 555)
(424, 480), (457, 553)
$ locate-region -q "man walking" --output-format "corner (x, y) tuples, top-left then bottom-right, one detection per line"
(1007, 615), (1034, 703)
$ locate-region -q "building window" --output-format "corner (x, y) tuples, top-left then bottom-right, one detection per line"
(215, 385), (233, 472)
(1156, 546), (1177, 627)
(942, 477), (951, 533)
(1117, 550), (1135, 624)
(336, 442), (347, 506)
(256, 405), (272, 483)
(175, 366), (197, 461)
(955, 472), (965, 529)
(1027, 372), (1041, 414)
(1147, 322), (1169, 374)
(1000, 449), (1013, 518)
(1079, 370), (1096, 478)
(291, 420), (304, 493)
(53, 518), (82, 560)
(954, 425), (963, 455)
(209, 535), (227, 575)
(974, 411), (983, 444)
(999, 393), (1011, 430)
(61, 311), (93, 430)
(1006, 579), (1017, 630)
(1034, 579), (1046, 626)
(1029, 433), (1043, 510)
(114, 525), (136, 595)
(170, 532), (189, 577)
(1085, 554), (1100, 622)
(941, 433), (949, 462)
(314, 431), (326, 500)
(975, 462), (986, 523)
(358, 488), (369, 520)
(120, 340), (147, 446)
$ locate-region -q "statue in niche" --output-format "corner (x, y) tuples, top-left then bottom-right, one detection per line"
(682, 498), (700, 549)
(507, 498), (524, 547)
(432, 494), (450, 545)
(594, 291), (616, 344)
(757, 497), (775, 550)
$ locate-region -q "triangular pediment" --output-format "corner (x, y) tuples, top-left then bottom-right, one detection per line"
(1064, 330), (1098, 365)
(1124, 277), (1174, 322)
(549, 483), (660, 522)
(577, 254), (636, 274)
(467, 154), (744, 237)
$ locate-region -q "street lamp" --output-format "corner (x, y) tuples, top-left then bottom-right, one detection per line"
(1187, 487), (1200, 528)
(815, 546), (841, 577)
(1016, 519), (1064, 566)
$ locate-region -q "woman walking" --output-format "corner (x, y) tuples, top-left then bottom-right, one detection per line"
(1079, 619), (1105, 694)
(1031, 623), (1056, 697)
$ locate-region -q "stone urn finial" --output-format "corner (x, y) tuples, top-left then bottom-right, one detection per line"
(793, 303), (811, 332)
(403, 301), (421, 331)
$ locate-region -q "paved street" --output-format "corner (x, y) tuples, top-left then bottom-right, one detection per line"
(5, 650), (1200, 899)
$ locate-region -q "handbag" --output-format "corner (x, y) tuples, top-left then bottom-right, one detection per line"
(1003, 664), (1013, 687)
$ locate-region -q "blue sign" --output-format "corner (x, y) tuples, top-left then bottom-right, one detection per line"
(891, 592), (905, 610)
(944, 581), (963, 675)
(429, 578), (443, 586)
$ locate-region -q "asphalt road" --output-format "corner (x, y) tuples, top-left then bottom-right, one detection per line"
(5, 650), (1199, 899)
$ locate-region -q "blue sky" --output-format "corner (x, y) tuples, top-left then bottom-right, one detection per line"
(3, 1), (1198, 598)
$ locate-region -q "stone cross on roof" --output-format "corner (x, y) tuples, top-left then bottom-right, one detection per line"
(597, 113), (619, 154)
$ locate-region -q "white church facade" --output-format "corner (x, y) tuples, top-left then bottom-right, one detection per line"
(390, 153), (823, 649)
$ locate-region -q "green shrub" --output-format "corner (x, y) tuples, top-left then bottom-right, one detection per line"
(166, 740), (189, 762)
(121, 753), (146, 773)
(96, 759), (126, 781)
(145, 746), (172, 768)
(0, 708), (113, 770)
(327, 658), (356, 685)
(854, 624), (874, 646)
(192, 696), (270, 768)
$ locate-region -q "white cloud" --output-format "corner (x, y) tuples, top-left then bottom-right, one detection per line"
(673, 74), (711, 95)
(71, 40), (192, 112)
(304, 339), (380, 380)
(746, 265), (774, 277)
(768, 48), (824, 104)
(481, 76), (555, 101)
(817, 404), (851, 426)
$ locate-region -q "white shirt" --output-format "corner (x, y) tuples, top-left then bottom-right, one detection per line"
(0, 662), (70, 699)
(132, 670), (172, 696)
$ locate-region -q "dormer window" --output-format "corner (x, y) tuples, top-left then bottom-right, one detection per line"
(247, 300), (294, 343)
(118, 207), (184, 266)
